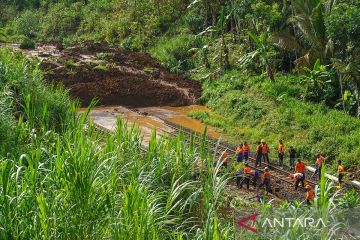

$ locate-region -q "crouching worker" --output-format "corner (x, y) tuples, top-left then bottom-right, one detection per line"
(243, 163), (252, 190)
(258, 167), (271, 193)
(306, 184), (315, 205)
(289, 172), (304, 185)
(235, 170), (243, 188)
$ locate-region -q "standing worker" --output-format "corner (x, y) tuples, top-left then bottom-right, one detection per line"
(305, 184), (315, 205)
(242, 142), (251, 161)
(294, 159), (306, 190)
(337, 160), (345, 188)
(255, 141), (262, 167)
(278, 140), (285, 167)
(235, 170), (243, 188)
(220, 150), (229, 168)
(312, 153), (324, 180)
(261, 139), (270, 164)
(258, 167), (271, 192)
(251, 170), (260, 188)
(288, 146), (297, 171)
(236, 144), (244, 163)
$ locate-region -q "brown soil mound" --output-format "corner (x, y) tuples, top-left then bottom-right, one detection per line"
(37, 42), (201, 107)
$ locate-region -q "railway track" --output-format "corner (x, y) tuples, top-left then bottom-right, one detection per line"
(94, 107), (357, 202)
(123, 107), (315, 202)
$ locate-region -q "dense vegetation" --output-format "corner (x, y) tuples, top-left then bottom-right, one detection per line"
(0, 48), (231, 239)
(1, 0), (360, 172)
(1, 48), (359, 239)
(1, 1), (360, 238)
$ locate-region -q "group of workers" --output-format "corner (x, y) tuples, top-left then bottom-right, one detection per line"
(220, 139), (346, 204)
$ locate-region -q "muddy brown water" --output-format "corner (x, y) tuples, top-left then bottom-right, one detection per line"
(84, 105), (226, 146)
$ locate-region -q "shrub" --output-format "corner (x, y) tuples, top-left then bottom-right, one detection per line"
(41, 2), (82, 42)
(19, 37), (35, 49)
(150, 35), (204, 73)
(13, 10), (41, 38)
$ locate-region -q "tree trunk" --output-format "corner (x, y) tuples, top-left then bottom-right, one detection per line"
(337, 71), (347, 113)
(266, 64), (275, 82)
(156, 0), (161, 16)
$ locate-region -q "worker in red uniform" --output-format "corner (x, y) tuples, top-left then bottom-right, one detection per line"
(236, 144), (244, 163)
(294, 159), (306, 190)
(306, 184), (315, 205)
(242, 142), (251, 161)
(278, 140), (285, 166)
(312, 152), (324, 180)
(258, 167), (271, 192)
(337, 160), (345, 188)
(261, 139), (270, 164)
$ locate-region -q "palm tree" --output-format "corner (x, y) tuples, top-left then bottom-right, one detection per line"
(273, 0), (336, 67)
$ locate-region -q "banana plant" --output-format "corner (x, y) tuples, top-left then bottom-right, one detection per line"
(239, 30), (276, 81)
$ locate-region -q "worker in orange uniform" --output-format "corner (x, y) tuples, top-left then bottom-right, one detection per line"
(261, 139), (270, 164)
(255, 141), (262, 167)
(278, 140), (285, 166)
(258, 167), (271, 192)
(242, 163), (252, 190)
(242, 142), (251, 161)
(312, 152), (324, 180)
(306, 184), (315, 205)
(294, 159), (306, 190)
(220, 150), (229, 168)
(236, 144), (244, 163)
(337, 160), (345, 188)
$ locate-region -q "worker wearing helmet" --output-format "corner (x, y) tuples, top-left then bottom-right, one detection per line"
(261, 139), (270, 164)
(258, 167), (271, 192)
(306, 184), (315, 205)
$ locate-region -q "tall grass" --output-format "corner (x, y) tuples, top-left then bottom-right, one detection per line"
(0, 48), (235, 239)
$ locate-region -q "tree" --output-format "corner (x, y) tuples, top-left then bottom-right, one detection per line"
(239, 30), (276, 81)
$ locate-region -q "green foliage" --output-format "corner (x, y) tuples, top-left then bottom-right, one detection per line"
(338, 189), (360, 208)
(0, 47), (235, 239)
(19, 37), (36, 49)
(41, 2), (82, 42)
(300, 59), (337, 105)
(12, 9), (41, 38)
(150, 35), (204, 73)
